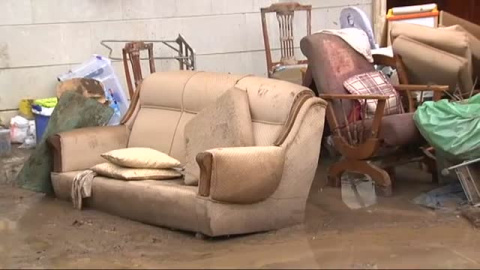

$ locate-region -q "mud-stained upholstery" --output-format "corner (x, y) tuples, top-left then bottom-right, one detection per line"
(50, 71), (327, 237)
(183, 88), (254, 186)
(341, 112), (421, 147)
(391, 23), (474, 94)
(199, 146), (285, 204)
(91, 162), (182, 180)
(301, 33), (422, 148)
(440, 11), (480, 84)
(300, 33), (375, 124)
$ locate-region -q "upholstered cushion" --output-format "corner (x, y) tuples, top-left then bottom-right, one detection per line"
(440, 11), (480, 41)
(390, 23), (472, 73)
(342, 112), (421, 147)
(101, 147), (181, 169)
(91, 162), (182, 180)
(393, 35), (472, 94)
(442, 24), (480, 80)
(183, 88), (254, 185)
(300, 33), (376, 125)
(379, 113), (422, 146)
(343, 71), (404, 118)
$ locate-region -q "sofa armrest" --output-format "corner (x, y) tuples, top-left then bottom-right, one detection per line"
(48, 125), (129, 172)
(196, 146), (285, 204)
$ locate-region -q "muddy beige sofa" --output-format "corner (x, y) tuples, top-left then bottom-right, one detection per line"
(48, 71), (327, 237)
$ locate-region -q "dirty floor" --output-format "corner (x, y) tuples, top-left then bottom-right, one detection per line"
(1, 160), (480, 269)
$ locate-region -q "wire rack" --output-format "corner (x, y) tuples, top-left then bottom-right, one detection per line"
(100, 34), (196, 70)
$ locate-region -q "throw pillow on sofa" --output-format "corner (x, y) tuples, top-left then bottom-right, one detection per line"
(91, 162), (182, 180)
(183, 87), (255, 186)
(101, 147), (181, 169)
(343, 71), (404, 118)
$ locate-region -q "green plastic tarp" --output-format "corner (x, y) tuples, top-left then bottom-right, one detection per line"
(414, 95), (480, 161)
(16, 91), (113, 194)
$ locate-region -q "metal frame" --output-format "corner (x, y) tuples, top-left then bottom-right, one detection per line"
(101, 35), (196, 70)
(100, 35), (196, 97)
(444, 158), (480, 207)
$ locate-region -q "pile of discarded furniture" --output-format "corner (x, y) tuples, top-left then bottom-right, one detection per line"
(12, 2), (480, 238)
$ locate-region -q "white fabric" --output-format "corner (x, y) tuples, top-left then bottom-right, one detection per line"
(71, 170), (97, 210)
(317, 28), (374, 63)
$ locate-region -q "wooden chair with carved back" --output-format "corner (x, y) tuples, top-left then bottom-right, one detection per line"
(261, 2), (311, 85)
(122, 41), (156, 99)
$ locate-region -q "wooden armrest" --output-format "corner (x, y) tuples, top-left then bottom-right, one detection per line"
(394, 84), (449, 92)
(319, 94), (389, 100)
(395, 84), (448, 112)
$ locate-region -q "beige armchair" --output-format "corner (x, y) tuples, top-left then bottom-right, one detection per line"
(48, 71), (327, 237)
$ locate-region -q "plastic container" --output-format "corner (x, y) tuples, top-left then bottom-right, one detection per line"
(341, 172), (377, 209)
(0, 129), (11, 156)
(19, 99), (34, 119)
(33, 113), (49, 144)
(31, 100), (55, 144)
(57, 55), (129, 125)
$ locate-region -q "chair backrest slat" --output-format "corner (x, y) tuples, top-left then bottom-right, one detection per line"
(261, 2), (312, 77)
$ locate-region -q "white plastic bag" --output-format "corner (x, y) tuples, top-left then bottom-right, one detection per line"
(20, 120), (36, 149)
(10, 116), (29, 143)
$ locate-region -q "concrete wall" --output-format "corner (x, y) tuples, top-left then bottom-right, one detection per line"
(0, 0), (372, 123)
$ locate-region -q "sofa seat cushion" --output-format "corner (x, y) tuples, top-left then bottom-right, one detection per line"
(101, 147), (181, 169)
(342, 112), (421, 147)
(184, 87), (255, 186)
(379, 113), (422, 146)
(51, 172), (201, 232)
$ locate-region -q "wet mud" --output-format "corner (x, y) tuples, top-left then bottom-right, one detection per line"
(1, 162), (479, 268)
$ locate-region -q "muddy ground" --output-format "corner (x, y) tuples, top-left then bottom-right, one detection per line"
(1, 160), (480, 269)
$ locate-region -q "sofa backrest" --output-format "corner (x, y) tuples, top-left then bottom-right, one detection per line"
(126, 71), (313, 164)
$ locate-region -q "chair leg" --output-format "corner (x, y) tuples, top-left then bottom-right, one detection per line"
(423, 158), (439, 184)
(385, 167), (396, 185)
(327, 159), (348, 187)
(328, 159), (393, 197)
